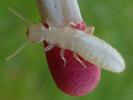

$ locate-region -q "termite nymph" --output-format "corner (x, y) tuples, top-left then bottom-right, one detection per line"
(27, 20), (125, 73)
(7, 0), (125, 73)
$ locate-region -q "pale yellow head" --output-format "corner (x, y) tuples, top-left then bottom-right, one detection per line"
(27, 23), (46, 43)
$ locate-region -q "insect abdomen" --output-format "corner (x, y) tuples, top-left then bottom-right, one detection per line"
(44, 23), (125, 73)
(71, 30), (125, 73)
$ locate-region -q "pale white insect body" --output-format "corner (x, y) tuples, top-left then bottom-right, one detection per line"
(7, 0), (125, 73)
(27, 21), (125, 73)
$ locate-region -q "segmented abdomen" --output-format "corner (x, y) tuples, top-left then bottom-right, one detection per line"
(70, 30), (125, 73)
(44, 23), (125, 73)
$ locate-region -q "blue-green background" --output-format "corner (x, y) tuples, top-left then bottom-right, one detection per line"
(0, 0), (133, 100)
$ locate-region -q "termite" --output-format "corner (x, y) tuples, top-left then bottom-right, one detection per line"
(7, 0), (125, 73)
(27, 20), (125, 73)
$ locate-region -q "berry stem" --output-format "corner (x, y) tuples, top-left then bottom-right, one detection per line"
(36, 0), (48, 23)
(61, 0), (83, 23)
(37, 0), (83, 26)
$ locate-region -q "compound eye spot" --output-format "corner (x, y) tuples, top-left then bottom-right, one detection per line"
(43, 22), (49, 29)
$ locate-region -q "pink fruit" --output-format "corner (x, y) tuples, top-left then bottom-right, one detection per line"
(43, 21), (101, 96)
(44, 44), (101, 96)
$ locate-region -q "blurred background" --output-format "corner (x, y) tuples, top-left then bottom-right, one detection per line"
(0, 0), (133, 100)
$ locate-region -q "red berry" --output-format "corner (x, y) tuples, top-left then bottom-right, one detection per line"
(44, 43), (101, 96)
(43, 21), (101, 96)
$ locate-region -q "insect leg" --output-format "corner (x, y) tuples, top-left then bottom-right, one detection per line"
(85, 26), (95, 35)
(73, 52), (87, 68)
(60, 49), (67, 68)
(44, 43), (56, 52)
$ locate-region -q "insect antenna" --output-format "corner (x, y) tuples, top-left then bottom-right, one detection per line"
(6, 41), (31, 61)
(8, 6), (32, 25)
(6, 7), (33, 61)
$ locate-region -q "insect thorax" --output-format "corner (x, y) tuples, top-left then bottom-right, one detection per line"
(44, 22), (81, 49)
(27, 21), (84, 50)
